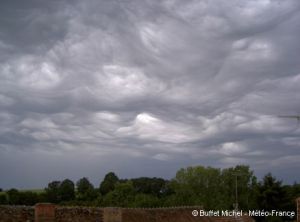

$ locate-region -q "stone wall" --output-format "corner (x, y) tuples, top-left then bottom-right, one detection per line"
(0, 205), (253, 222)
(122, 207), (255, 222)
(0, 205), (104, 222)
(55, 207), (103, 222)
(122, 207), (207, 222)
(2, 200), (300, 222)
(0, 205), (34, 222)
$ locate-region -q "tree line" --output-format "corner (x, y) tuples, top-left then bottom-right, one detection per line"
(0, 165), (299, 221)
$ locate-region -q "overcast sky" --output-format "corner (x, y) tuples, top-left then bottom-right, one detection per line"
(1, 0), (300, 189)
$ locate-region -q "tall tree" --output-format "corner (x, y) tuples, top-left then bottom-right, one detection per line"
(59, 179), (75, 202)
(99, 172), (119, 195)
(171, 165), (223, 208)
(257, 173), (287, 211)
(76, 177), (96, 201)
(103, 181), (136, 207)
(45, 181), (61, 203)
(221, 165), (258, 210)
(170, 165), (256, 209)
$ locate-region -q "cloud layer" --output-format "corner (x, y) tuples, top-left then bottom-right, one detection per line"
(1, 0), (300, 188)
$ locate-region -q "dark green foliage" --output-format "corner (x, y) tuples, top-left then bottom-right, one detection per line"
(289, 182), (300, 200)
(77, 177), (93, 194)
(170, 166), (223, 208)
(37, 191), (48, 203)
(132, 194), (160, 207)
(45, 179), (75, 203)
(221, 165), (258, 210)
(99, 172), (119, 195)
(131, 177), (167, 197)
(255, 174), (295, 222)
(7, 188), (20, 205)
(2, 165), (299, 211)
(170, 165), (258, 210)
(59, 179), (75, 202)
(102, 181), (135, 207)
(18, 191), (39, 205)
(257, 173), (287, 210)
(2, 189), (45, 205)
(76, 177), (97, 201)
(45, 181), (61, 203)
(0, 192), (8, 204)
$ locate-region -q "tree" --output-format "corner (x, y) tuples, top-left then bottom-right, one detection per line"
(169, 165), (257, 209)
(257, 173), (287, 210)
(0, 193), (7, 205)
(103, 181), (136, 207)
(131, 177), (168, 197)
(171, 165), (223, 208)
(99, 172), (119, 195)
(7, 188), (20, 205)
(221, 165), (258, 210)
(255, 173), (289, 222)
(76, 177), (96, 201)
(290, 182), (300, 200)
(18, 191), (39, 206)
(133, 193), (160, 207)
(45, 181), (61, 203)
(59, 179), (75, 202)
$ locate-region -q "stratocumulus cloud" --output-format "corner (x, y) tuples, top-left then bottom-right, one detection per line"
(1, 0), (300, 188)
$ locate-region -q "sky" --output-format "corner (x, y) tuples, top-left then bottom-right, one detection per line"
(1, 0), (300, 189)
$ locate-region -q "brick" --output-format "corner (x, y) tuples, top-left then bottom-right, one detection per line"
(35, 203), (56, 222)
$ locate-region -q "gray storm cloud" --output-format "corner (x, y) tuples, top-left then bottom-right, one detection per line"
(1, 0), (300, 188)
